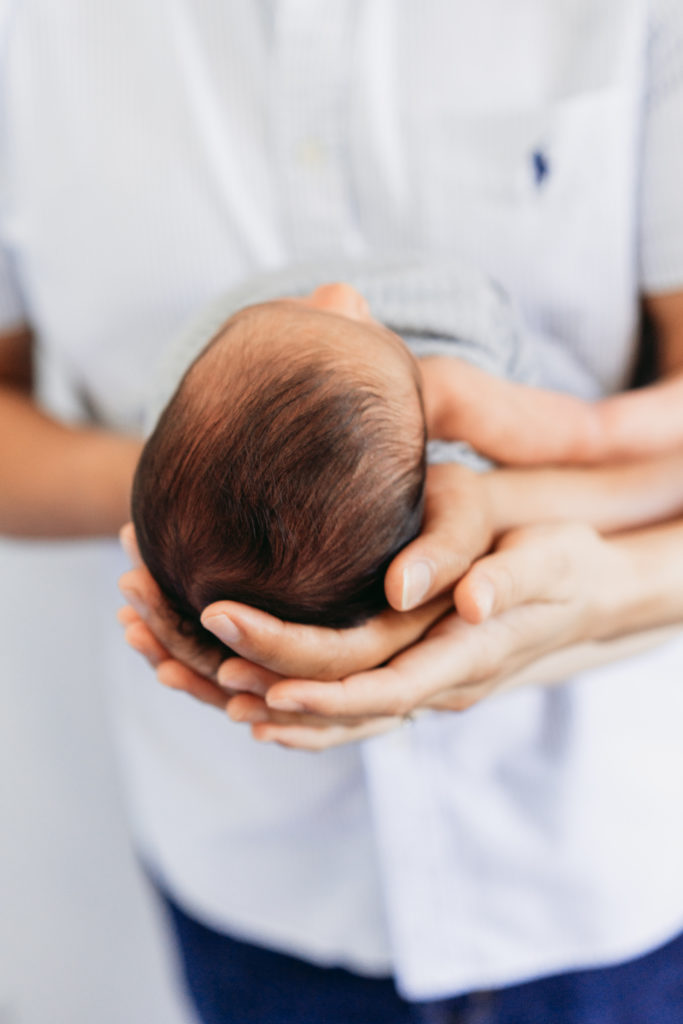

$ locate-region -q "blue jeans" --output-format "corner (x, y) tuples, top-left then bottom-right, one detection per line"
(159, 890), (683, 1024)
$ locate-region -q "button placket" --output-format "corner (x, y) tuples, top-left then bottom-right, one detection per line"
(271, 0), (361, 258)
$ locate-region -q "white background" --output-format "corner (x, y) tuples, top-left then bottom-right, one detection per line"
(0, 538), (192, 1024)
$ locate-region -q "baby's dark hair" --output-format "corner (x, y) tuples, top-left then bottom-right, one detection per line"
(132, 315), (426, 638)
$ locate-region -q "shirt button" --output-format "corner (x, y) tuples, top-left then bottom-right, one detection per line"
(296, 138), (327, 169)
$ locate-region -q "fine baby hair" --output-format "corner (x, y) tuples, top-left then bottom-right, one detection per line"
(131, 301), (427, 637)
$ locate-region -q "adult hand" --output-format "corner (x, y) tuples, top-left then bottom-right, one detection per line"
(118, 524), (233, 708)
(118, 591), (404, 744)
(421, 356), (683, 465)
(223, 521), (629, 749)
(118, 488), (680, 751)
(117, 463), (493, 708)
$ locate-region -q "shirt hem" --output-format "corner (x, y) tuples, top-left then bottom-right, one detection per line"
(393, 914), (683, 1001)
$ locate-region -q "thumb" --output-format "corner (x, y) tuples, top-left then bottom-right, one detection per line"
(385, 464), (493, 611)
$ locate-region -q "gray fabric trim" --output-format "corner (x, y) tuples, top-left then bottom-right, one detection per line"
(144, 259), (540, 473)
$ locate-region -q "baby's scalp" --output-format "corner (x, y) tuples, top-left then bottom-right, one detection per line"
(187, 296), (422, 401)
(132, 292), (427, 639)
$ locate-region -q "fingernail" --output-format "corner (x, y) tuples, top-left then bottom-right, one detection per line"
(401, 560), (434, 610)
(202, 613), (241, 645)
(217, 664), (266, 696)
(119, 586), (149, 619)
(474, 580), (495, 619)
(227, 701), (269, 723)
(266, 697), (306, 713)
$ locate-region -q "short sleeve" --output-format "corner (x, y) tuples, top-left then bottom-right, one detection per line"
(639, 0), (683, 293)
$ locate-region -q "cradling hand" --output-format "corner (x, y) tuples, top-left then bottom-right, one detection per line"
(117, 463), (494, 720)
(220, 521), (628, 749)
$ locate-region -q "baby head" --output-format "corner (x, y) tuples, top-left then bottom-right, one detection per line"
(131, 284), (426, 636)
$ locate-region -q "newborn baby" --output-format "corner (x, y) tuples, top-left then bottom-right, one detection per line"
(133, 286), (428, 630)
(131, 261), (590, 636)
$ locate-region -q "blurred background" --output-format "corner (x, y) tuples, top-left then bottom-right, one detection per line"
(0, 537), (191, 1024)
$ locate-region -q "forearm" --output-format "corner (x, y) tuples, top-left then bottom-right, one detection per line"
(595, 518), (683, 639)
(496, 623), (683, 695)
(484, 453), (683, 536)
(0, 384), (142, 537)
(483, 464), (683, 641)
(420, 355), (602, 463)
(496, 537), (683, 692)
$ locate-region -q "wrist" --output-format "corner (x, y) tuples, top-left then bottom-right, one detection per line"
(591, 522), (683, 641)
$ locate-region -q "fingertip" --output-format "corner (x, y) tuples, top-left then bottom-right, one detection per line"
(201, 611), (242, 646)
(265, 694), (307, 713)
(408, 559), (436, 610)
(119, 523), (142, 567)
(201, 600), (274, 642)
(455, 576), (495, 623)
(118, 569), (137, 592)
(472, 579), (495, 620)
(118, 566), (153, 606)
(251, 723), (275, 743)
(118, 582), (149, 620)
(385, 541), (435, 611)
(156, 660), (180, 689)
(124, 620), (144, 646)
(227, 694), (269, 723)
(454, 593), (482, 624)
(117, 604), (138, 626)
(123, 623), (140, 651)
(226, 696), (247, 722)
(388, 557), (435, 611)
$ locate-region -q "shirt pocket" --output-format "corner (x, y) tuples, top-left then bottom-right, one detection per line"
(410, 87), (632, 257)
(407, 88), (638, 394)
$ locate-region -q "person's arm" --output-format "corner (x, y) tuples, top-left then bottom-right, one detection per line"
(0, 325), (142, 537)
(196, 290), (683, 738)
(420, 292), (683, 465)
(208, 515), (683, 736)
(119, 3), (683, 743)
(420, 355), (604, 463)
(483, 453), (683, 535)
(117, 446), (683, 716)
(118, 513), (683, 748)
(388, 291), (683, 608)
(117, 292), (683, 720)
